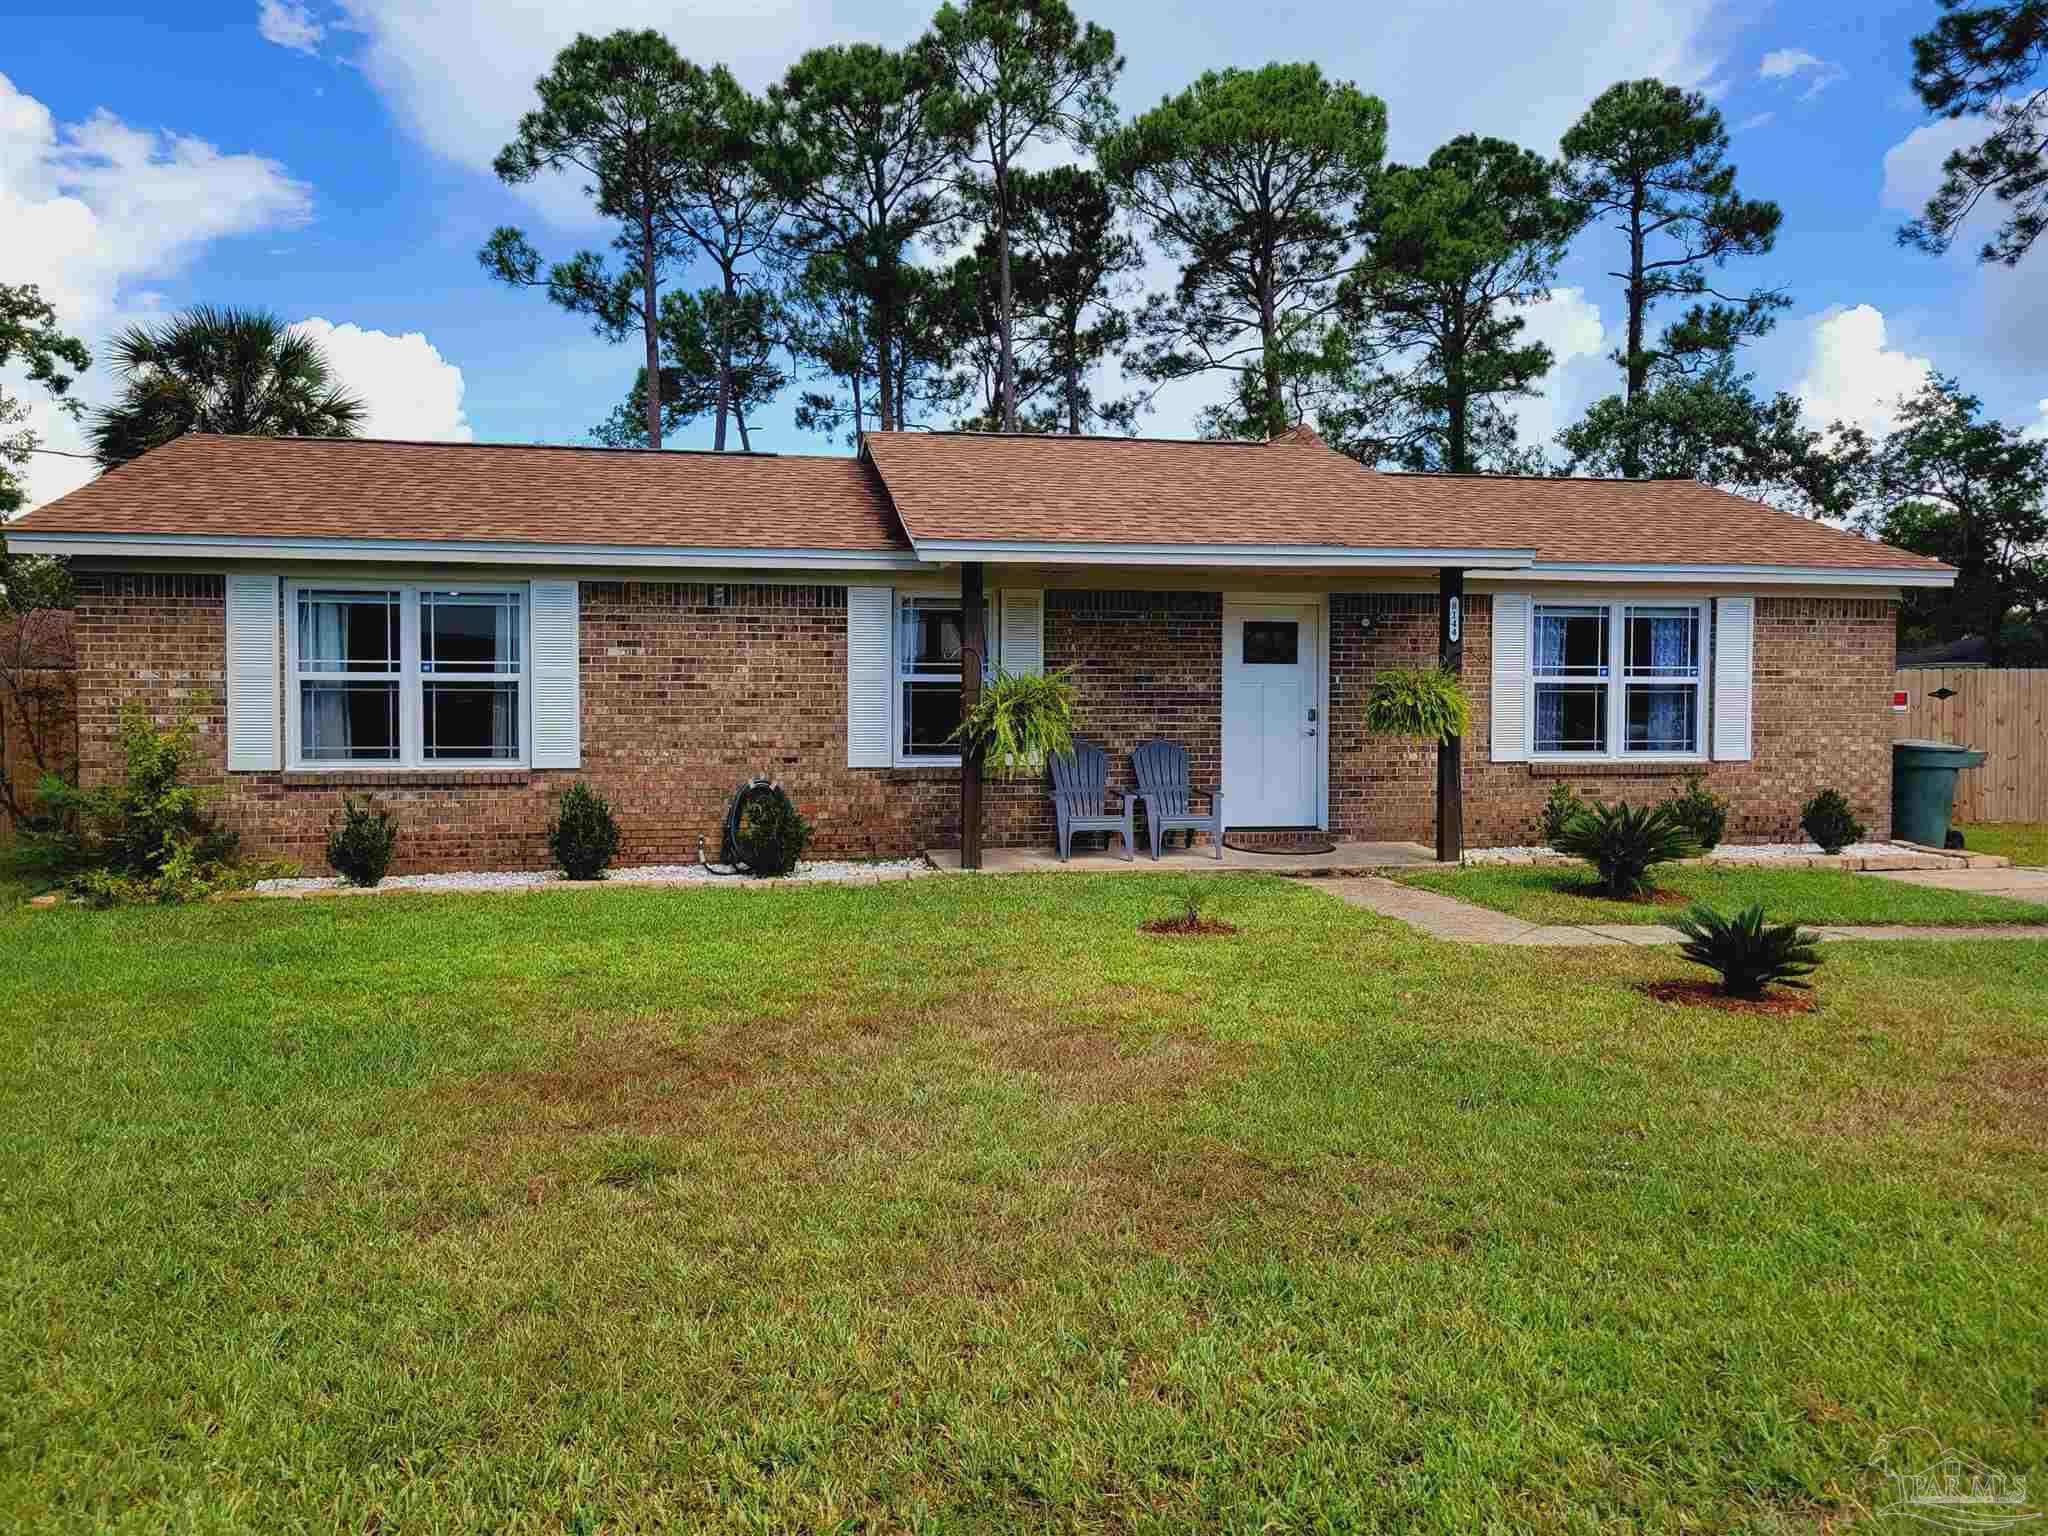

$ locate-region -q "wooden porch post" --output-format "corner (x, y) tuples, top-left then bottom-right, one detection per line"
(1436, 566), (1465, 863)
(960, 561), (986, 870)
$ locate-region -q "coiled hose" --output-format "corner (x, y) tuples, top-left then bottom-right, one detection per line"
(701, 776), (797, 877)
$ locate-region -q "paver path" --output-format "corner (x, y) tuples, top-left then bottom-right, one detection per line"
(1322, 877), (2048, 947)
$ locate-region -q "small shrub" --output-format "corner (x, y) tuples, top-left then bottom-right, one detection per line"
(1364, 667), (1470, 742)
(325, 794), (397, 887)
(1675, 902), (1823, 998)
(29, 698), (236, 879)
(738, 788), (811, 877)
(1799, 788), (1866, 855)
(1664, 772), (1728, 852)
(1552, 799), (1701, 899)
(547, 781), (622, 880)
(1539, 780), (1581, 847)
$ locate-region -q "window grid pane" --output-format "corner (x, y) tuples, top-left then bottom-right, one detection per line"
(1626, 685), (1698, 753)
(423, 590), (522, 676)
(423, 681), (520, 761)
(298, 590), (400, 675)
(1533, 606), (1609, 678)
(897, 595), (992, 760)
(1624, 606), (1700, 679)
(299, 681), (400, 761)
(1534, 684), (1609, 754)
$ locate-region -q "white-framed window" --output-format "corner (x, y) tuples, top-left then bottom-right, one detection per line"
(893, 592), (995, 765)
(1531, 599), (1705, 759)
(287, 582), (528, 769)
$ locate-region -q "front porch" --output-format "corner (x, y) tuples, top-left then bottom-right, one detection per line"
(924, 840), (1441, 875)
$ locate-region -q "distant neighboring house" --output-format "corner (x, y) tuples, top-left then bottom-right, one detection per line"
(6, 425), (1953, 872)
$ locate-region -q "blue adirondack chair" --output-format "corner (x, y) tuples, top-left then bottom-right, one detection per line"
(1049, 738), (1135, 862)
(1131, 739), (1224, 860)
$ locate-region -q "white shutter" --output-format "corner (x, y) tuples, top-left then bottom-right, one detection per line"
(1712, 595), (1754, 761)
(999, 588), (1045, 675)
(1489, 592), (1530, 762)
(529, 579), (582, 769)
(225, 574), (281, 771)
(846, 585), (893, 768)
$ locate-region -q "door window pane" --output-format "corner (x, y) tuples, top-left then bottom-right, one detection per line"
(1242, 621), (1299, 665)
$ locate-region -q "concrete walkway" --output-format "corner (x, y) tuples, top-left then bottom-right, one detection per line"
(925, 841), (1441, 876)
(1321, 876), (2048, 947)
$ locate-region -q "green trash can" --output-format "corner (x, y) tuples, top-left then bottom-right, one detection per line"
(1891, 739), (1987, 849)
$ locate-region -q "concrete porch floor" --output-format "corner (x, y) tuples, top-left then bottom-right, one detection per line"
(924, 840), (1442, 875)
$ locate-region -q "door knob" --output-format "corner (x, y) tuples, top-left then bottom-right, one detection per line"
(1305, 726), (1318, 736)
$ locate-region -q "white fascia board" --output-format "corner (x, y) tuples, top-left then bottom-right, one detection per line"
(905, 537), (1537, 569)
(4, 530), (925, 571)
(1483, 562), (1956, 589)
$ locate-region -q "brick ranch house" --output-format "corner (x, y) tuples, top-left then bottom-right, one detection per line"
(6, 425), (1952, 873)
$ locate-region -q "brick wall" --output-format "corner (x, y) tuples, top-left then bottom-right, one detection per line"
(1327, 591), (1899, 847)
(73, 572), (1897, 872)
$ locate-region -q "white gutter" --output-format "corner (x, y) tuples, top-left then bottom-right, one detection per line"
(901, 537), (1539, 569)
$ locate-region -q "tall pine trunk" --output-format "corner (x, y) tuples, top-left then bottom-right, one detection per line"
(714, 267), (737, 452)
(641, 216), (663, 449)
(996, 160), (1016, 432)
(1259, 269), (1284, 440)
(1622, 187), (1648, 480)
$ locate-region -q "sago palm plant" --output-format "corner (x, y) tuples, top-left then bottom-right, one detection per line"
(1675, 903), (1823, 999)
(1552, 799), (1701, 898)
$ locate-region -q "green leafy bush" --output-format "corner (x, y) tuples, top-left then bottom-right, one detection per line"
(326, 794), (398, 887)
(1539, 780), (1581, 847)
(1552, 799), (1702, 898)
(24, 697), (282, 904)
(1364, 667), (1470, 741)
(547, 781), (622, 880)
(739, 789), (811, 877)
(950, 667), (1077, 778)
(1800, 789), (1866, 855)
(1664, 772), (1728, 852)
(1675, 902), (1823, 998)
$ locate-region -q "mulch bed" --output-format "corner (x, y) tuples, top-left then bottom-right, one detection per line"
(1637, 979), (1817, 1015)
(1562, 882), (1690, 907)
(1138, 916), (1242, 938)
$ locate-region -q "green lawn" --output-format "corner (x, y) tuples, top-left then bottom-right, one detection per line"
(3, 874), (2045, 1532)
(1399, 860), (2048, 927)
(1961, 822), (2048, 868)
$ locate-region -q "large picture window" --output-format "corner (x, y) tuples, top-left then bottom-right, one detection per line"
(895, 593), (994, 763)
(289, 584), (526, 768)
(1531, 600), (1704, 758)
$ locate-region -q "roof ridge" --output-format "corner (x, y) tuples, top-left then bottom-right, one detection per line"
(903, 429), (1266, 448)
(172, 432), (867, 463)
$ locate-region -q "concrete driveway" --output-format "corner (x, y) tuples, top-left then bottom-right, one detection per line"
(1873, 866), (2048, 904)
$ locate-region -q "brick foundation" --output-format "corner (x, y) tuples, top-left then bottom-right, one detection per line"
(73, 573), (1897, 873)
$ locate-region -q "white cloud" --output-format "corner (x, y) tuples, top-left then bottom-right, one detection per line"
(1733, 110), (1775, 132)
(330, 0), (1724, 219)
(1758, 47), (1846, 98)
(1881, 115), (1981, 215)
(1504, 287), (1608, 453)
(0, 71), (314, 510)
(258, 0), (326, 56)
(291, 318), (471, 442)
(2024, 400), (2048, 443)
(1795, 304), (1934, 436)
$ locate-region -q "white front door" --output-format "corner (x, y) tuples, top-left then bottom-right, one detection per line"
(1222, 602), (1319, 826)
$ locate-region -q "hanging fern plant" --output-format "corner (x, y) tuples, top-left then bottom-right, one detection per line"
(1365, 667), (1471, 742)
(950, 667), (1079, 778)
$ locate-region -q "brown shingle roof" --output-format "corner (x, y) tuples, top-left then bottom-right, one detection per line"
(9, 426), (1951, 578)
(9, 434), (910, 552)
(862, 429), (1950, 574)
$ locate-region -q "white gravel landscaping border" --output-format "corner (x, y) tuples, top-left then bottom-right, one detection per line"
(1464, 841), (1914, 866)
(248, 858), (930, 897)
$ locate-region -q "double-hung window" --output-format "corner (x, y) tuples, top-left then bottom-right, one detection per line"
(1531, 600), (1704, 758)
(895, 593), (995, 763)
(289, 583), (526, 768)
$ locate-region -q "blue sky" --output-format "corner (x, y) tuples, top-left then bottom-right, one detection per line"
(5, 0), (2044, 510)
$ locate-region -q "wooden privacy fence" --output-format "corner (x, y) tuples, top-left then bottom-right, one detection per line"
(1893, 668), (2048, 824)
